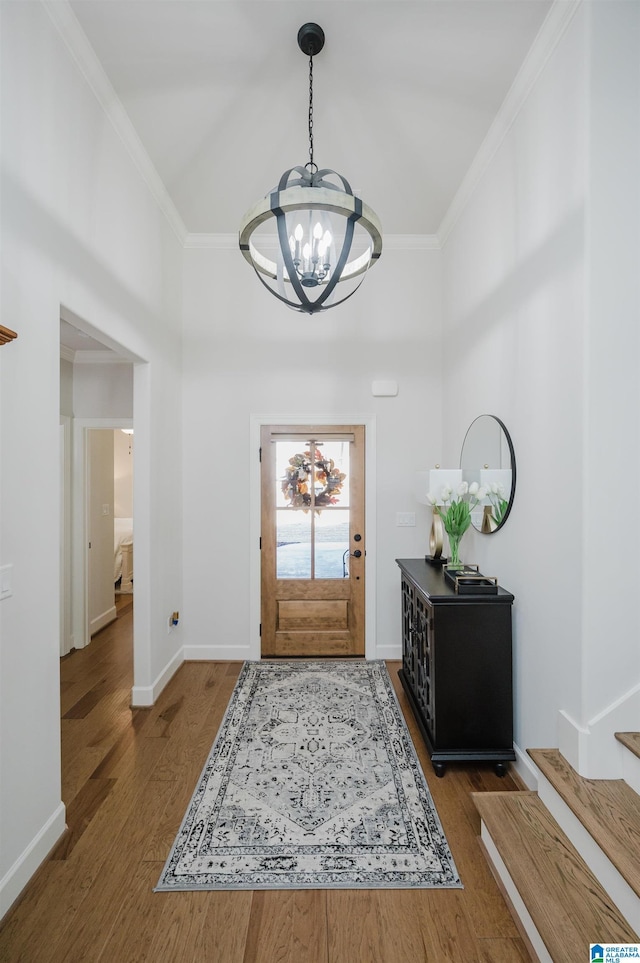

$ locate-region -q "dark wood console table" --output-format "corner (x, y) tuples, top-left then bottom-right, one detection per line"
(396, 558), (515, 777)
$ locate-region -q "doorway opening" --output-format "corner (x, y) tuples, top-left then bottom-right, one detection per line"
(59, 308), (144, 678)
(260, 424), (365, 658)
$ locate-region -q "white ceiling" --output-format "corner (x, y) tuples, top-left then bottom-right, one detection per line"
(66, 0), (553, 238)
(59, 0), (555, 356)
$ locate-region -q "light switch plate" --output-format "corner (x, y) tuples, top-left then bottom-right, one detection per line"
(396, 512), (416, 527)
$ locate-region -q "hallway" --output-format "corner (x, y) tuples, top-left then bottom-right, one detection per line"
(0, 605), (529, 962)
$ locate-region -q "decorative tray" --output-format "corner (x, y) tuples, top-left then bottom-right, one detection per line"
(425, 554), (448, 566)
(443, 564), (498, 595)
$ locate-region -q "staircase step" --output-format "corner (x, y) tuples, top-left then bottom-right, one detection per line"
(616, 731), (640, 760)
(528, 748), (640, 901)
(473, 791), (638, 963)
(616, 732), (640, 796)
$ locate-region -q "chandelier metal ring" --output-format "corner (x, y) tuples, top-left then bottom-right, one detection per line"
(238, 22), (382, 314)
(239, 183), (382, 283)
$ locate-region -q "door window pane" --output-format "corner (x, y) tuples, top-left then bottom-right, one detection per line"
(275, 438), (350, 580)
(314, 512), (350, 579)
(276, 511), (311, 579)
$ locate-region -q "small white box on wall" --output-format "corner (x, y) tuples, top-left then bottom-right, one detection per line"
(371, 380), (398, 397)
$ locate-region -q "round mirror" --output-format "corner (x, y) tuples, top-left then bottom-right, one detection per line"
(460, 415), (516, 533)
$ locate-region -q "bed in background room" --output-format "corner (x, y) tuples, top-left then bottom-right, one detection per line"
(114, 516), (133, 593)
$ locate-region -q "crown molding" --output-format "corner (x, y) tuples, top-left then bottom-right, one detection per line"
(437, 0), (582, 247)
(42, 0), (188, 245)
(184, 233), (440, 252)
(60, 344), (75, 363)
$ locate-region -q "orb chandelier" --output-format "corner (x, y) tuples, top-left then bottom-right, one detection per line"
(238, 23), (382, 315)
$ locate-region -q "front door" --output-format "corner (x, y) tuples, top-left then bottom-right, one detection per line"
(261, 424), (365, 657)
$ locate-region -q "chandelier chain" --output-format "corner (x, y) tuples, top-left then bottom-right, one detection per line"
(307, 51), (315, 170)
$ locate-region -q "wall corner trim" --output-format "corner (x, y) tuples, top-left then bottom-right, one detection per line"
(42, 0), (188, 245)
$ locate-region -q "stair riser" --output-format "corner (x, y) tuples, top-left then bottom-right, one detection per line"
(622, 746), (640, 797)
(480, 823), (552, 963)
(537, 773), (640, 933)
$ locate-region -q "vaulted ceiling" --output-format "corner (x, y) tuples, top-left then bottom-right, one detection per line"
(66, 0), (553, 238)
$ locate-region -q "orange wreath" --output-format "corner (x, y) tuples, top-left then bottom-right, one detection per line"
(282, 448), (346, 513)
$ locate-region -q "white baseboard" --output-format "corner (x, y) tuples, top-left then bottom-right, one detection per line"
(183, 644), (251, 662)
(181, 646), (400, 663)
(0, 802), (66, 921)
(512, 742), (539, 790)
(131, 647), (184, 707)
(375, 644), (402, 661)
(90, 604), (117, 636)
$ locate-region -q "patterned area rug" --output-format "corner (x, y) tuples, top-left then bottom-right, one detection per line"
(155, 660), (461, 890)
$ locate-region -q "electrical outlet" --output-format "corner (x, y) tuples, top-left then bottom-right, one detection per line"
(396, 512), (416, 527)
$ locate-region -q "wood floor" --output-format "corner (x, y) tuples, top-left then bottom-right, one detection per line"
(0, 599), (531, 963)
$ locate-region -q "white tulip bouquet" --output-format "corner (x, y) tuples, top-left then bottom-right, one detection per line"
(486, 482), (509, 527)
(426, 481), (487, 567)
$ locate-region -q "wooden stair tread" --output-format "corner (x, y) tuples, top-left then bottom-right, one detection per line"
(473, 791), (638, 962)
(616, 731), (640, 760)
(529, 748), (640, 899)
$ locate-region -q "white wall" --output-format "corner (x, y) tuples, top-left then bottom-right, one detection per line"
(579, 0), (640, 772)
(181, 244), (443, 661)
(441, 2), (640, 777)
(0, 2), (183, 916)
(73, 362), (134, 419)
(114, 429), (134, 518)
(88, 429), (116, 634)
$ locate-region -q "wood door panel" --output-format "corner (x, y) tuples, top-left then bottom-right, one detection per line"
(273, 580), (352, 600)
(271, 635), (353, 657)
(261, 424), (365, 658)
(278, 600), (349, 631)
